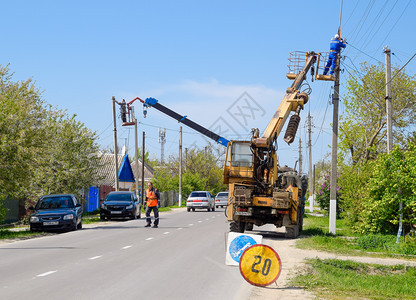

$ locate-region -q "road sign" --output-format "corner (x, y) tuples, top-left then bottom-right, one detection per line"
(239, 244), (282, 286)
(225, 232), (262, 266)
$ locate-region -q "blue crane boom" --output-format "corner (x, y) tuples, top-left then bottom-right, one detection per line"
(138, 97), (230, 147)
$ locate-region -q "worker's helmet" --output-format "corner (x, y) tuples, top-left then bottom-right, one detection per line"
(335, 34), (340, 39)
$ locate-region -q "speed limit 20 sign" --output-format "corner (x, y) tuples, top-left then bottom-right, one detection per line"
(239, 244), (282, 287)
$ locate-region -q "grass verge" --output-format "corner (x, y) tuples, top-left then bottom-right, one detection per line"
(299, 214), (416, 259)
(291, 258), (416, 299)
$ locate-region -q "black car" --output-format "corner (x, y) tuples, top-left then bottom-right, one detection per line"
(29, 194), (83, 232)
(100, 191), (141, 220)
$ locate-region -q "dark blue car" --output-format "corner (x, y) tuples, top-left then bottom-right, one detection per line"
(29, 194), (83, 232)
(100, 191), (141, 220)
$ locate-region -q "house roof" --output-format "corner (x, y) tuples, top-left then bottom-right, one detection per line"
(96, 152), (154, 187)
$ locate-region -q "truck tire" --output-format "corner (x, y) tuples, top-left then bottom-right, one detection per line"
(230, 221), (245, 233)
(245, 223), (253, 231)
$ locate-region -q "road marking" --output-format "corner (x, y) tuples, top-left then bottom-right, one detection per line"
(178, 227), (183, 230)
(164, 232), (170, 235)
(145, 237), (153, 241)
(89, 256), (102, 260)
(189, 224), (194, 226)
(206, 218), (210, 220)
(122, 245), (132, 249)
(198, 221), (203, 223)
(36, 271), (57, 277)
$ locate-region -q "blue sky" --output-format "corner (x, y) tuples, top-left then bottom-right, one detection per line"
(2, 0), (415, 173)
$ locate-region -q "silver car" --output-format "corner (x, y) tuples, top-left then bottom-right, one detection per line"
(215, 191), (229, 208)
(187, 191), (215, 212)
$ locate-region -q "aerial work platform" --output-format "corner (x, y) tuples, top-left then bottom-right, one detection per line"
(286, 51), (335, 81)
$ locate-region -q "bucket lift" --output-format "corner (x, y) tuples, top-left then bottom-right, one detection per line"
(287, 51), (335, 81)
(121, 98), (140, 126)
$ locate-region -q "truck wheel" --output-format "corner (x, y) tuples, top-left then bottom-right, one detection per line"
(230, 221), (245, 233)
(285, 225), (299, 238)
(245, 223), (253, 231)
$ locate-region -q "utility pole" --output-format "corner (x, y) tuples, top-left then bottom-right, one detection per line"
(185, 148), (188, 172)
(179, 126), (182, 207)
(112, 96), (119, 191)
(385, 46), (401, 243)
(134, 115), (139, 199)
(298, 138), (302, 175)
(308, 112), (314, 212)
(329, 55), (341, 235)
(385, 47), (393, 153)
(141, 132), (145, 206)
(159, 128), (166, 163)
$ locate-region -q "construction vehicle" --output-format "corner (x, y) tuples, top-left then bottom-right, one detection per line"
(138, 50), (327, 238)
(224, 51), (318, 237)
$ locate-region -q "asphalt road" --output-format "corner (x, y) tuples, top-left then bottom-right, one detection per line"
(0, 208), (253, 300)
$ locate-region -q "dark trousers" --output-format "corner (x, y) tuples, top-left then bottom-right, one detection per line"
(145, 206), (159, 225)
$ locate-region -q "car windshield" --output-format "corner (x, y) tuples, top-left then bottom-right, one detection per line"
(190, 192), (207, 197)
(106, 193), (133, 201)
(217, 192), (228, 197)
(36, 196), (74, 209)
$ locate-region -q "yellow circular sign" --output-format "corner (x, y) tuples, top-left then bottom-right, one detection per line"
(239, 244), (282, 286)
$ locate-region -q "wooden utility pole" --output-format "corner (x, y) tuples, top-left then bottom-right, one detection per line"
(112, 96), (119, 191)
(329, 54), (341, 235)
(179, 126), (183, 207)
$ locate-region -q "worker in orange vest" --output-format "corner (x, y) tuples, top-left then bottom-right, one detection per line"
(144, 182), (160, 228)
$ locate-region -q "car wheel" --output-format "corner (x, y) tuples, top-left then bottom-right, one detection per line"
(212, 205), (215, 212)
(100, 216), (105, 220)
(187, 207), (191, 212)
(107, 217), (111, 221)
(72, 221), (78, 231)
(207, 207), (211, 212)
(77, 220), (83, 229)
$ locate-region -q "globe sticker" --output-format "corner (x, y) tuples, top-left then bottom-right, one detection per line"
(239, 244), (282, 286)
(225, 232), (262, 266)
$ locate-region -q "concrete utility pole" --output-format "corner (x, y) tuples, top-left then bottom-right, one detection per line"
(298, 137), (303, 175)
(159, 128), (166, 163)
(141, 132), (145, 206)
(308, 112), (314, 212)
(179, 126), (182, 207)
(134, 116), (139, 199)
(329, 55), (341, 235)
(385, 46), (402, 243)
(385, 47), (393, 154)
(112, 97), (119, 191)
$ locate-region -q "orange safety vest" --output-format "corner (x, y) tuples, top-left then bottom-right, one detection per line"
(146, 189), (158, 207)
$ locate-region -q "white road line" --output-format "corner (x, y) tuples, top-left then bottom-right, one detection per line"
(178, 227), (183, 230)
(122, 245), (132, 249)
(145, 237), (153, 241)
(36, 271), (57, 277)
(163, 232), (170, 235)
(205, 218), (210, 221)
(198, 221), (203, 223)
(189, 224), (194, 226)
(89, 256), (102, 260)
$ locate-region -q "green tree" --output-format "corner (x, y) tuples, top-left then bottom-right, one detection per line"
(153, 144), (226, 198)
(354, 144), (416, 234)
(0, 64), (102, 213)
(339, 62), (416, 165)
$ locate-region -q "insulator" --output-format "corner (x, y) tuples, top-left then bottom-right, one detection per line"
(283, 114), (300, 144)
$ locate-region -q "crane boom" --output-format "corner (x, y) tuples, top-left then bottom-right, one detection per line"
(141, 97), (230, 147)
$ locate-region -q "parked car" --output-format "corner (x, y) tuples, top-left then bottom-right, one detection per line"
(215, 191), (229, 208)
(29, 194), (83, 232)
(186, 191), (215, 212)
(100, 191), (141, 220)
